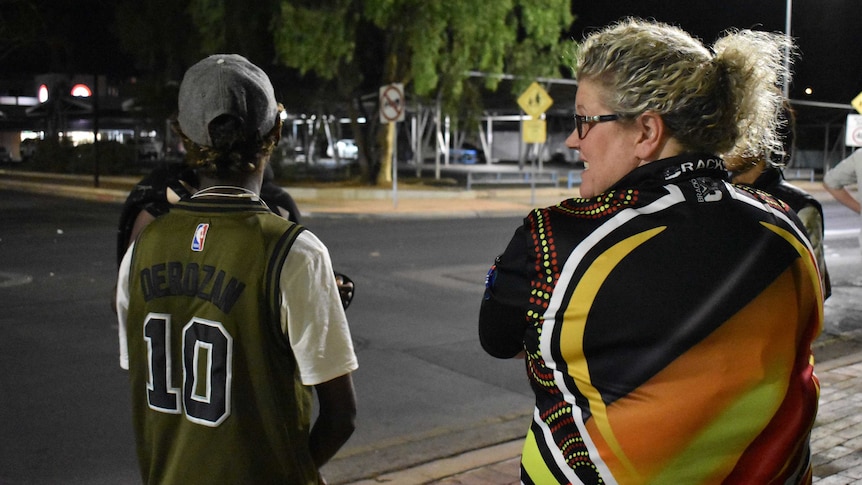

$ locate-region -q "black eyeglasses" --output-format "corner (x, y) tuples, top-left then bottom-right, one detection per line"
(573, 114), (620, 139)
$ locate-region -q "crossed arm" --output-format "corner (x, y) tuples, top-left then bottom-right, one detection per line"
(823, 183), (861, 214)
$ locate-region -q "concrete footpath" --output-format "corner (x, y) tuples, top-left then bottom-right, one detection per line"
(367, 351), (862, 485)
(0, 169), (583, 219)
(3, 169), (862, 484)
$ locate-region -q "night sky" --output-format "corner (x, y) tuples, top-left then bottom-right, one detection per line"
(1, 0), (135, 78)
(568, 0), (862, 105)
(4, 1), (860, 106)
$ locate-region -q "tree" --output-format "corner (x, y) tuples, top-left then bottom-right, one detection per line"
(269, 0), (574, 185)
(116, 0), (337, 161)
(115, 0), (203, 82)
(2, 0), (136, 75)
(115, 0), (300, 155)
(118, 0), (574, 185)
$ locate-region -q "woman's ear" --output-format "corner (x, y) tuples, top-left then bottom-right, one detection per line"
(634, 111), (672, 161)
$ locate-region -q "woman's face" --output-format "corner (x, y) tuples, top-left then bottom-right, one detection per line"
(566, 79), (643, 198)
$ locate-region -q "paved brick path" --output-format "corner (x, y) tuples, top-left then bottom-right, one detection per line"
(349, 352), (862, 485)
(810, 353), (862, 484)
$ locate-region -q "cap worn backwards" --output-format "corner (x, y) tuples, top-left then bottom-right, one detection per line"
(177, 54), (278, 147)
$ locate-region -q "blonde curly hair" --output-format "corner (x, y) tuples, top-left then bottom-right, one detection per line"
(575, 18), (793, 159)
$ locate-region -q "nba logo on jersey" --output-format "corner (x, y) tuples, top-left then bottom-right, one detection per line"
(191, 223), (209, 252)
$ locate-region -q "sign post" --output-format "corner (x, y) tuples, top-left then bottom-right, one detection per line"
(379, 83), (405, 208)
(517, 82), (553, 204)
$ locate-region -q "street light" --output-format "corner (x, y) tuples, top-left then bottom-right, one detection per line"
(784, 0), (792, 97)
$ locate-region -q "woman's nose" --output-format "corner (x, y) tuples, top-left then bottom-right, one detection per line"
(565, 129), (580, 149)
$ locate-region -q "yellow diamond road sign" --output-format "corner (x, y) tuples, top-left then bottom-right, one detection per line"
(852, 91), (862, 115)
(518, 82), (553, 117)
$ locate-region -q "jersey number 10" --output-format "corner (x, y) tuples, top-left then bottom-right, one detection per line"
(143, 313), (233, 427)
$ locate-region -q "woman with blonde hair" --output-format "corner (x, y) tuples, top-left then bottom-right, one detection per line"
(480, 18), (822, 484)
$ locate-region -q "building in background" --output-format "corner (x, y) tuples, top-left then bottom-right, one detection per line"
(0, 73), (161, 162)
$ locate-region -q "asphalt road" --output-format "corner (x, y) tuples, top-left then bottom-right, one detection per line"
(0, 191), (535, 484)
(1, 189), (860, 484)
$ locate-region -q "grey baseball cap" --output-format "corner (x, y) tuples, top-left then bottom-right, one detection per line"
(177, 54), (278, 147)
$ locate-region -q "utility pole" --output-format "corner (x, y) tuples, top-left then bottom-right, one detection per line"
(783, 0), (792, 98)
(93, 74), (100, 188)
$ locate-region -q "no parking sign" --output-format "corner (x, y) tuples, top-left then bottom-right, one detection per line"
(846, 114), (862, 147)
(379, 83), (405, 124)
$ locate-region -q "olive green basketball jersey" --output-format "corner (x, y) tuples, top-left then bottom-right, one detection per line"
(126, 196), (317, 484)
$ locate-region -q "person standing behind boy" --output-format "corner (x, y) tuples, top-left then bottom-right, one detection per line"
(823, 148), (862, 255)
(728, 103), (830, 297)
(116, 54), (357, 484)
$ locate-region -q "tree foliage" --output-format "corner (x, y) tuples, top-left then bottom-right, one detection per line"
(269, 0), (573, 184)
(0, 0), (50, 69)
(114, 0), (574, 184)
(272, 0), (574, 116)
(3, 0), (137, 75)
(115, 0), (203, 81)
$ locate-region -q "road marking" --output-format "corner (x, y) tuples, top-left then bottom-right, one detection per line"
(0, 272), (33, 288)
(826, 229), (860, 239)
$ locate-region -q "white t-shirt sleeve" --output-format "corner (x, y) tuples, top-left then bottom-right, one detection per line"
(117, 242), (133, 370)
(280, 231), (358, 386)
(823, 149), (861, 189)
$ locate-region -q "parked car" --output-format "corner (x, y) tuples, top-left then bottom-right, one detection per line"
(326, 139), (359, 160)
(0, 146), (13, 163)
(126, 138), (162, 160)
(449, 148), (478, 164)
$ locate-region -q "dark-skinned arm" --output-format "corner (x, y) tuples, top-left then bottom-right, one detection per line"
(310, 373), (357, 470)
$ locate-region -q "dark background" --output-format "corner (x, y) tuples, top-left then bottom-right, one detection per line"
(569, 1), (862, 105)
(4, 1), (860, 104)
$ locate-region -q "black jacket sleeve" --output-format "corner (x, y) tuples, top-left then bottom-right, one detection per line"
(479, 223), (533, 358)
